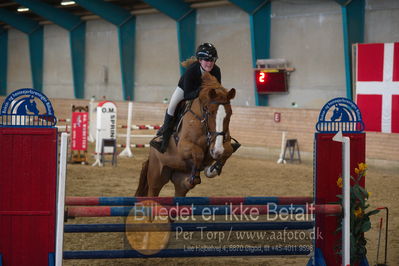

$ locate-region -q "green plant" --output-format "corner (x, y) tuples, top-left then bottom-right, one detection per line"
(336, 163), (380, 264)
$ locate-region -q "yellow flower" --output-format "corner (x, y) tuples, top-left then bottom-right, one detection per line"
(355, 163), (367, 175)
(354, 207), (363, 218)
(368, 191), (371, 197)
(336, 177), (343, 188)
(359, 163), (367, 172)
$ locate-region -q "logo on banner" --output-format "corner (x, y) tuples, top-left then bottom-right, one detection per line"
(316, 97), (364, 133)
(0, 88), (56, 127)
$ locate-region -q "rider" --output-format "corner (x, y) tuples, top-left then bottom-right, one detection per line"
(150, 42), (240, 156)
(151, 43), (220, 152)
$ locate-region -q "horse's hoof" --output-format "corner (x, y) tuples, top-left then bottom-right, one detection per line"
(193, 177), (201, 185)
(204, 166), (217, 178)
(185, 176), (201, 189)
(185, 180), (195, 189)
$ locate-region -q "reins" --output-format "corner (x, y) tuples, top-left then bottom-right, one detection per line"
(188, 99), (230, 146)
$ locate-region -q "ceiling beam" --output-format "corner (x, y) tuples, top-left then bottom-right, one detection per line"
(0, 8), (43, 92)
(141, 0), (192, 21)
(74, 0), (131, 25)
(13, 0), (82, 31)
(0, 7), (39, 34)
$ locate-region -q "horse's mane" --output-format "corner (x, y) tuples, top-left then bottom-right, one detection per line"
(181, 56), (197, 68)
(201, 72), (224, 91)
(198, 72), (228, 104)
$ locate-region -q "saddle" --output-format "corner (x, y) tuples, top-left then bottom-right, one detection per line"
(150, 100), (190, 147)
(172, 100), (193, 144)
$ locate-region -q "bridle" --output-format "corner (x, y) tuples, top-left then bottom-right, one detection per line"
(188, 99), (231, 147)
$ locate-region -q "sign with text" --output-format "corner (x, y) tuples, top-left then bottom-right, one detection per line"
(71, 112), (88, 151)
(95, 101), (117, 154)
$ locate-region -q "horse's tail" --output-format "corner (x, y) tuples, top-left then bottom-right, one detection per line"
(135, 159), (149, 196)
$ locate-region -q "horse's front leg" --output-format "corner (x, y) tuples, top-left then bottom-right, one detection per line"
(178, 140), (205, 187)
(205, 141), (235, 178)
(189, 145), (204, 186)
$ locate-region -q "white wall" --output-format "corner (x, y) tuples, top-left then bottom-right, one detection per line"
(197, 5), (253, 106)
(7, 29), (32, 93)
(269, 1), (346, 109)
(134, 12), (180, 102)
(43, 24), (74, 99)
(365, 0), (399, 43)
(85, 19), (122, 100)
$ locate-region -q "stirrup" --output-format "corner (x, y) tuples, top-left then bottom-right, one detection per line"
(156, 127), (164, 136)
(231, 137), (241, 152)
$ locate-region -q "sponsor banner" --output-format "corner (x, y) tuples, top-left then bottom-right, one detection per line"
(71, 112), (88, 151)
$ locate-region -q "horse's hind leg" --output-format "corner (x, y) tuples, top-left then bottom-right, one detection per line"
(147, 155), (171, 196)
(171, 172), (190, 197)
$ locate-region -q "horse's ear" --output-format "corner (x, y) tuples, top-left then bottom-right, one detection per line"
(208, 88), (217, 99)
(227, 88), (236, 100)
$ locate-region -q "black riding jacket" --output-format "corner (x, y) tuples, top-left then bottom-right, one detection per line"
(178, 61), (221, 100)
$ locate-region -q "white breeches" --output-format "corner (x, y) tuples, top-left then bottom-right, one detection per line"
(167, 86), (184, 116)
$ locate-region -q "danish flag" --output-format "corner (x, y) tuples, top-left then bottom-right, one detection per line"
(356, 42), (399, 133)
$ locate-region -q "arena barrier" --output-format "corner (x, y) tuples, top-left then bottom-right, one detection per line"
(0, 91), (367, 266)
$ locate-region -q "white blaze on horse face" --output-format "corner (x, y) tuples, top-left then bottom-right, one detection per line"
(213, 104), (226, 157)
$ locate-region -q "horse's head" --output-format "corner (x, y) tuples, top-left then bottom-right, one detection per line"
(199, 72), (236, 160)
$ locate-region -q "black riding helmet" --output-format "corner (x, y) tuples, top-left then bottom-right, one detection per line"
(196, 43), (218, 61)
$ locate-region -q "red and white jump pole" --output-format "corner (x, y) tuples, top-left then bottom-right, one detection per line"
(119, 101), (133, 157)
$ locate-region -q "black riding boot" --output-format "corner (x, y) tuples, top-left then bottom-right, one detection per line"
(156, 110), (171, 136)
(160, 126), (173, 153)
(150, 112), (174, 153)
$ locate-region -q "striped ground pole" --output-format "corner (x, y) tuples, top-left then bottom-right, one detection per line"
(67, 204), (341, 218)
(117, 144), (150, 148)
(65, 196), (314, 206)
(117, 125), (161, 130)
(64, 221), (315, 233)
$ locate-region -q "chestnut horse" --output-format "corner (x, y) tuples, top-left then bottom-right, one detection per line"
(135, 72), (236, 197)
